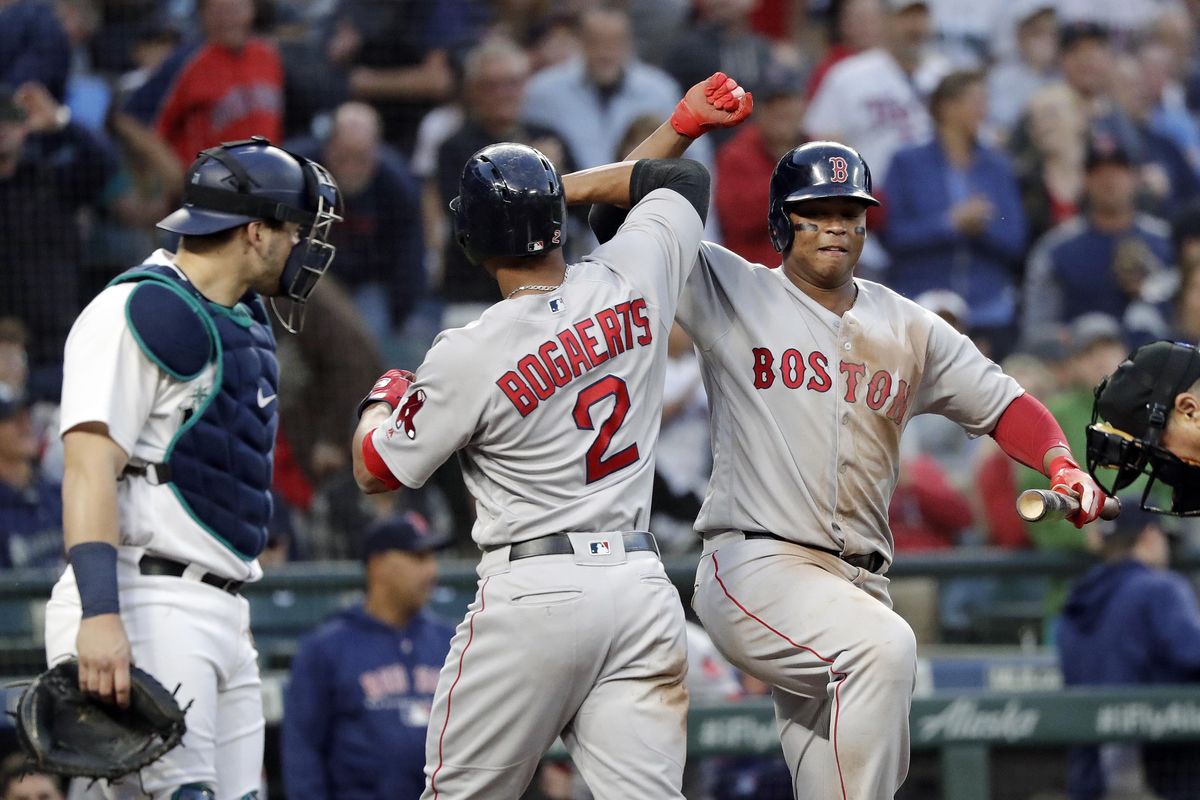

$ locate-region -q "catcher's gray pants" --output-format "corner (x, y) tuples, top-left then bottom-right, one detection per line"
(692, 533), (917, 800)
(46, 550), (264, 800)
(421, 533), (688, 800)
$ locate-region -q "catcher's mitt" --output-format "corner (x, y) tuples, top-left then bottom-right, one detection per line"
(14, 660), (188, 781)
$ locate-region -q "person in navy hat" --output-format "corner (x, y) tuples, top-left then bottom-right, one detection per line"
(282, 513), (455, 800)
(1057, 500), (1200, 800)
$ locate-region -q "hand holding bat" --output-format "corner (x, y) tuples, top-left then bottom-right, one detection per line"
(1016, 490), (1121, 523)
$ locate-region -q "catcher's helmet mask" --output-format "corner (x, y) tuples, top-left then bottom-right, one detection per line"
(1087, 340), (1200, 515)
(158, 136), (343, 333)
(768, 141), (880, 254)
(450, 143), (566, 267)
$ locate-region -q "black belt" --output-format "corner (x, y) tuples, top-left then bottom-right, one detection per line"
(488, 531), (659, 561)
(138, 554), (244, 595)
(743, 532), (886, 574)
(122, 462), (172, 484)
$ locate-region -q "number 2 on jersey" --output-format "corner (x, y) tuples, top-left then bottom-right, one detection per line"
(572, 375), (639, 483)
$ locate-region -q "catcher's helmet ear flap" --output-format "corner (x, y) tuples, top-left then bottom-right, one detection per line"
(768, 141), (880, 254)
(451, 143), (566, 266)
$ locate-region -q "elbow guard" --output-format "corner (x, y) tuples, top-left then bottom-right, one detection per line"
(630, 158), (710, 224)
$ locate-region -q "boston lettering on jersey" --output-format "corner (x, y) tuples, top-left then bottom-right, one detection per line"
(751, 347), (911, 425)
(498, 298), (653, 416)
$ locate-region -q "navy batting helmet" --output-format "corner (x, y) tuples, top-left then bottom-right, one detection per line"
(767, 141), (880, 254)
(451, 143), (566, 266)
(159, 137), (342, 332)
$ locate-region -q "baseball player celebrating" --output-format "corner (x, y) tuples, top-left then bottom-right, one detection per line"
(351, 75), (752, 800)
(591, 94), (1107, 798)
(46, 138), (341, 799)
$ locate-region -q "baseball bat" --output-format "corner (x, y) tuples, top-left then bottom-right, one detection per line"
(1016, 490), (1121, 523)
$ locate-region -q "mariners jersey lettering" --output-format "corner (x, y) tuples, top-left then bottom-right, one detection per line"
(677, 243), (1021, 565)
(369, 189), (703, 548)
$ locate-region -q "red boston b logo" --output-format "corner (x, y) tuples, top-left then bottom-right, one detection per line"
(829, 156), (849, 183)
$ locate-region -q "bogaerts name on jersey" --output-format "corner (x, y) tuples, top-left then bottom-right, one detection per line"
(498, 298), (653, 416)
(751, 346), (911, 425)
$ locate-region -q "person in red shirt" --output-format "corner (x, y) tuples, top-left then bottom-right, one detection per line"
(805, 0), (887, 100)
(714, 63), (806, 266)
(124, 0), (283, 167)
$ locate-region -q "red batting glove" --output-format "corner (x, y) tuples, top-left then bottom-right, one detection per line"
(1048, 455), (1105, 528)
(670, 71), (754, 139)
(357, 369), (414, 418)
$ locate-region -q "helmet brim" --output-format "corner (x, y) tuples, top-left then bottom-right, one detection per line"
(781, 188), (880, 207)
(157, 206), (259, 236)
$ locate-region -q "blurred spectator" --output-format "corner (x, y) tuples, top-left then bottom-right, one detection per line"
(806, 0), (885, 101)
(1056, 21), (1140, 152)
(883, 70), (1027, 357)
(525, 9), (582, 74)
(0, 753), (64, 800)
(0, 318), (28, 391)
(521, 5), (687, 170)
(0, 381), (62, 569)
(323, 0), (462, 156)
(1056, 0), (1183, 48)
(925, 0), (1008, 68)
(290, 102), (424, 339)
(124, 0), (283, 167)
(282, 514), (454, 800)
(1057, 507), (1200, 800)
(888, 454), (973, 552)
(973, 351), (1059, 551)
(805, 0), (944, 185)
(901, 290), (986, 477)
(0, 81), (117, 394)
(715, 62), (805, 266)
(0, 0), (69, 100)
(1021, 314), (1127, 638)
(664, 0), (774, 114)
(269, 273), (382, 517)
(435, 37), (571, 328)
(1022, 135), (1175, 347)
(626, 0), (691, 68)
(1109, 52), (1200, 217)
(1137, 36), (1200, 174)
(1012, 83), (1088, 242)
(1171, 257), (1200, 342)
(53, 0), (109, 132)
(986, 0), (1058, 138)
(113, 15), (182, 97)
(650, 323), (710, 554)
(79, 109), (185, 301)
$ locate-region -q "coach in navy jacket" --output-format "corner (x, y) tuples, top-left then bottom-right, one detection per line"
(282, 516), (454, 800)
(1057, 506), (1200, 800)
(882, 71), (1027, 354)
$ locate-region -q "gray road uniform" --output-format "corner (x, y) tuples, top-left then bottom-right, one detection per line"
(364, 188), (704, 800)
(682, 243), (1021, 799)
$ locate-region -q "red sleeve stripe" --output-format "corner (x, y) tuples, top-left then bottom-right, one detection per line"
(361, 430), (403, 490)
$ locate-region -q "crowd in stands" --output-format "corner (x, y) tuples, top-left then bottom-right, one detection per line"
(6, 1), (1200, 796)
(3, 0), (1200, 616)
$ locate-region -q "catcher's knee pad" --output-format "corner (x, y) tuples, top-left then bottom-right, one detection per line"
(170, 784), (216, 800)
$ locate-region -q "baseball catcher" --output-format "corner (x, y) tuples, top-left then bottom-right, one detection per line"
(15, 660), (188, 784)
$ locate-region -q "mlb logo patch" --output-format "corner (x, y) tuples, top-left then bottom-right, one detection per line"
(548, 296), (565, 313)
(527, 240), (545, 253)
(588, 539), (611, 556)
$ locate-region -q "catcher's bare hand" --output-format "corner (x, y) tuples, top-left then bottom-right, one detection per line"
(76, 613), (133, 708)
(670, 71), (754, 139)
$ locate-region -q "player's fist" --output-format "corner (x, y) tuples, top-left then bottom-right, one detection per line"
(357, 369), (415, 418)
(1048, 455), (1106, 529)
(670, 72), (753, 139)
